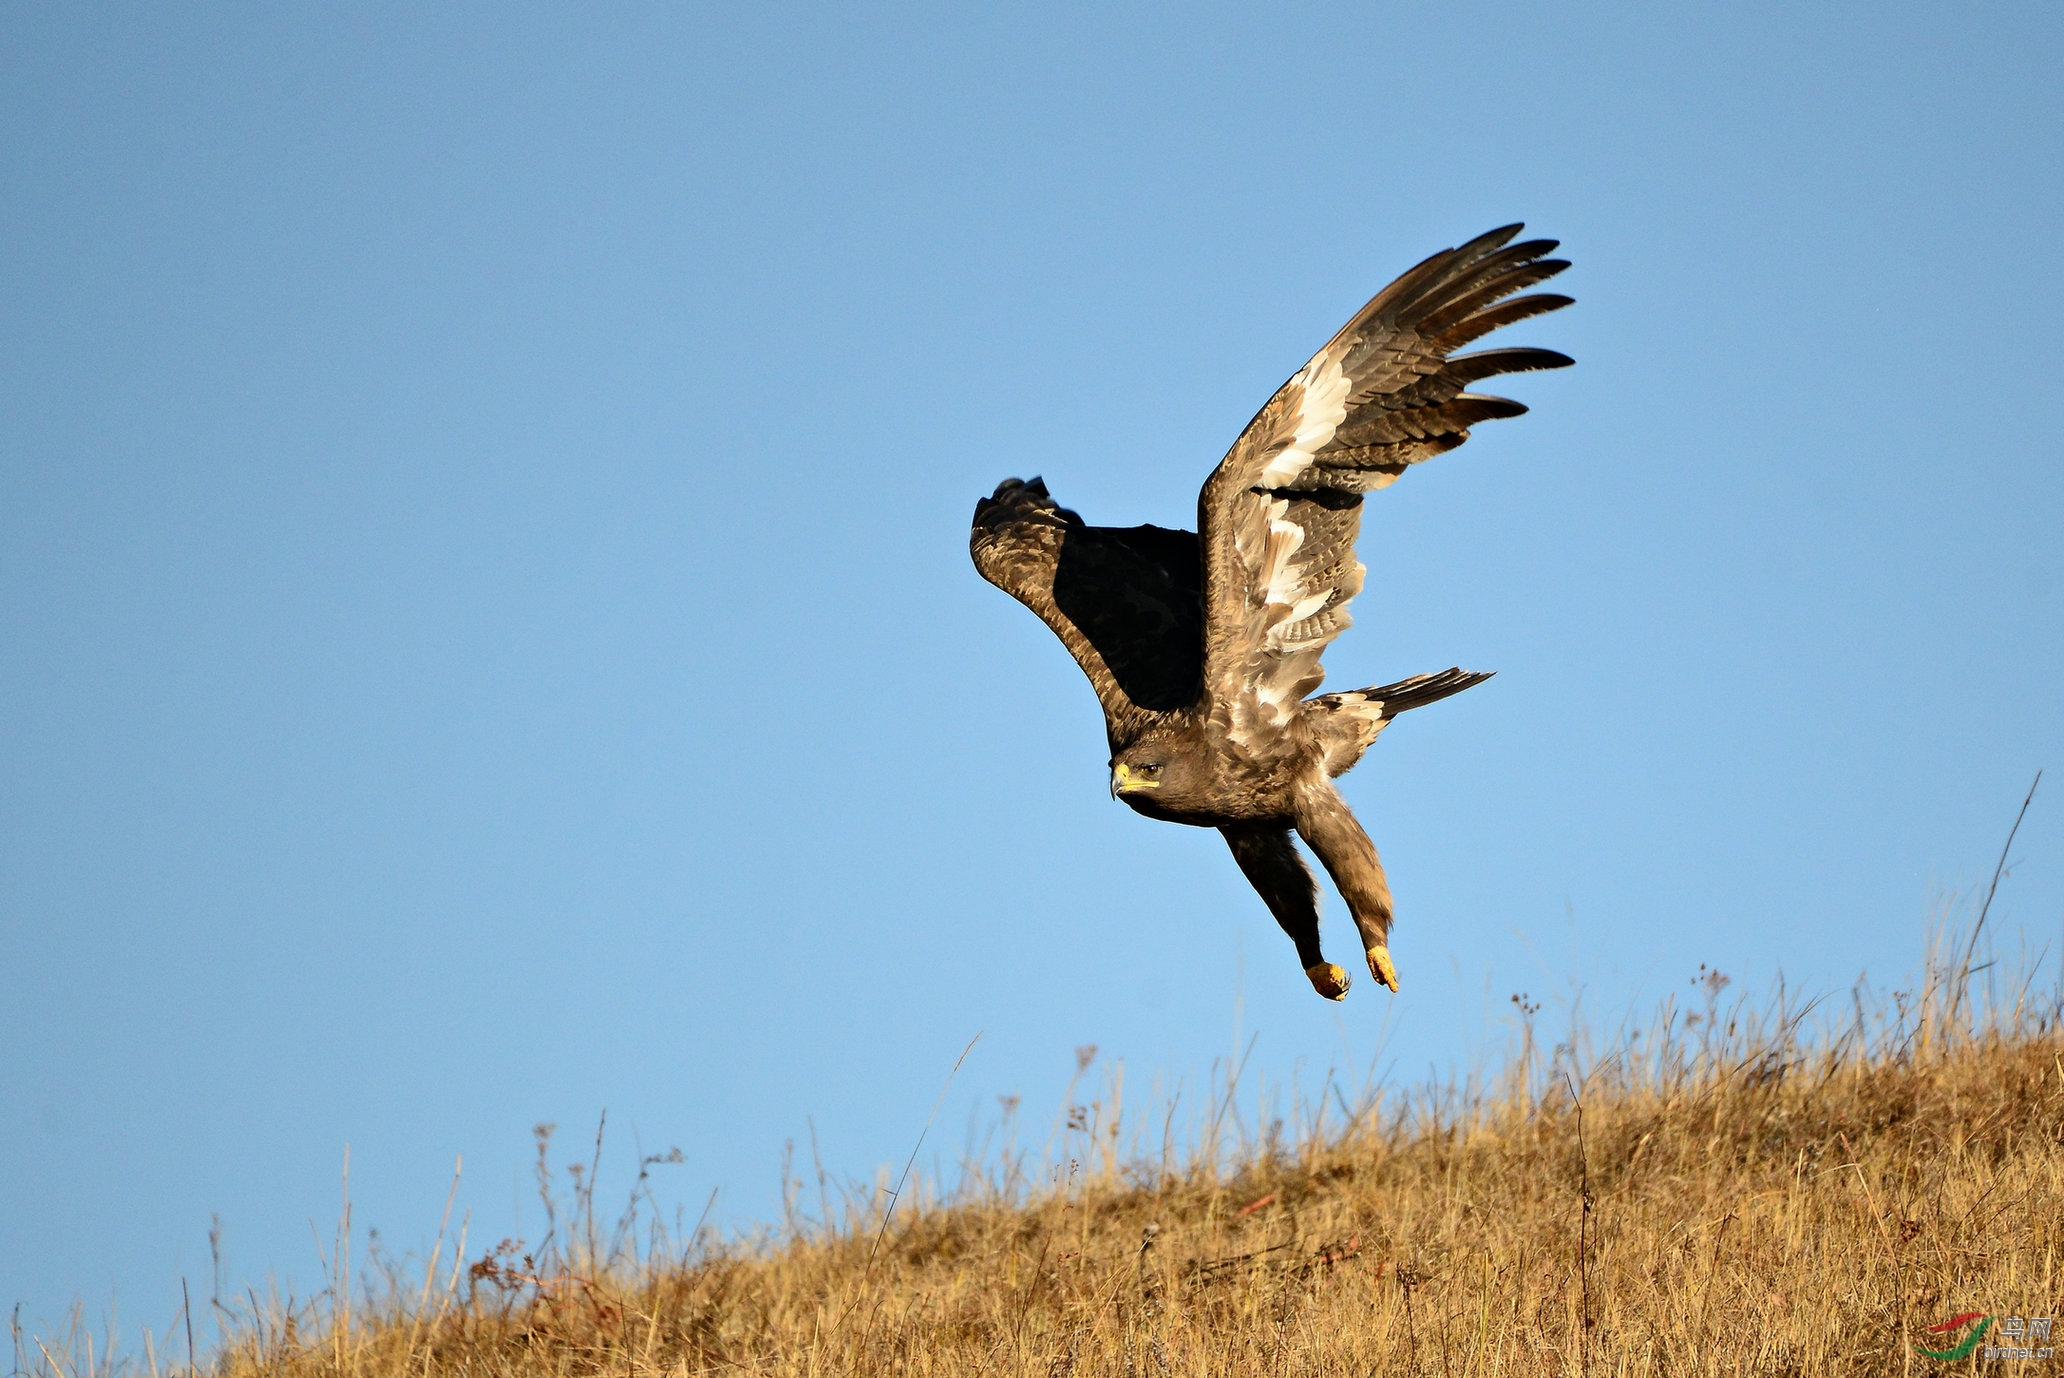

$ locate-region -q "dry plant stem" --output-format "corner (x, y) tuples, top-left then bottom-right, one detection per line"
(585, 1112), (606, 1269)
(1560, 1073), (1596, 1376)
(1953, 769), (2041, 1025)
(831, 1030), (982, 1342)
(405, 1156), (463, 1368)
(333, 1145), (351, 1372)
(1694, 1211), (1733, 1338)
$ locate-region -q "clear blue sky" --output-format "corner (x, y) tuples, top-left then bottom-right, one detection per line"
(4, 2), (2060, 1347)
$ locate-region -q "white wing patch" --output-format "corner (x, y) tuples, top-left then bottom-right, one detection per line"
(1238, 495), (1366, 727)
(1255, 348), (1352, 489)
(1223, 341), (1372, 729)
(1257, 497), (1357, 654)
(1264, 522), (1331, 637)
(1259, 503), (1320, 614)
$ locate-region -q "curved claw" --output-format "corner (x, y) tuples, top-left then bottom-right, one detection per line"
(1304, 962), (1351, 1001)
(1366, 946), (1400, 993)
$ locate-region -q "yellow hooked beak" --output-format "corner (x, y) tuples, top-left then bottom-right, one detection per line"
(1111, 763), (1161, 796)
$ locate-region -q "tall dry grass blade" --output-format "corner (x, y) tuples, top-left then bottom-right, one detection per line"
(179, 1279), (193, 1378)
(829, 1030), (982, 1340)
(1952, 770), (2041, 1028)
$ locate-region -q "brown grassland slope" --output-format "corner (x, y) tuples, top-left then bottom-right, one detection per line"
(27, 918), (2064, 1378)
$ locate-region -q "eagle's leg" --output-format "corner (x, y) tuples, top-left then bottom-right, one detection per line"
(1292, 785), (1400, 993)
(1220, 826), (1349, 1000)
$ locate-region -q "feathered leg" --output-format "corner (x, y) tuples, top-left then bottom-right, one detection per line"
(1291, 784), (1401, 992)
(1220, 826), (1350, 1000)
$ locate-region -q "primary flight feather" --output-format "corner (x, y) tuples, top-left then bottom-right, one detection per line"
(970, 225), (1572, 999)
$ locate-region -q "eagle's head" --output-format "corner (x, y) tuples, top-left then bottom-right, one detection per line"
(1109, 737), (1213, 819)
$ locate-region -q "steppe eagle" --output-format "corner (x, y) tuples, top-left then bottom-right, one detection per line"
(971, 225), (1571, 1000)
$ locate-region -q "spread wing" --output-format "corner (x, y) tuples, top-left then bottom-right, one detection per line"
(1198, 225), (1572, 738)
(971, 477), (1204, 748)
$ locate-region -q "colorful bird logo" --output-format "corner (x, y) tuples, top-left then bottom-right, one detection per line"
(1915, 1312), (1990, 1361)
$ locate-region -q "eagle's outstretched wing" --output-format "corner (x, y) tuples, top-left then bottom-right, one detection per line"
(1198, 225), (1572, 738)
(971, 477), (1204, 749)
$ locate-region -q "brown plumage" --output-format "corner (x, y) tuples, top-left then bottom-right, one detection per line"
(970, 225), (1571, 1000)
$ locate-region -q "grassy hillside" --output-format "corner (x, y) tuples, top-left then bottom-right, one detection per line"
(30, 927), (2064, 1377)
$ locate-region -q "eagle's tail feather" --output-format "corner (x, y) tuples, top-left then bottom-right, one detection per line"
(1349, 667), (1494, 718)
(1307, 668), (1493, 777)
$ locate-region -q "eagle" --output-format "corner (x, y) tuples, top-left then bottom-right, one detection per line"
(970, 225), (1571, 1000)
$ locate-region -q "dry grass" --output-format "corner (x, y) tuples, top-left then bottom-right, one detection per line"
(25, 901), (2064, 1376)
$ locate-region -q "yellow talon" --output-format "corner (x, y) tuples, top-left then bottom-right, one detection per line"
(1304, 962), (1350, 1001)
(1366, 946), (1400, 993)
